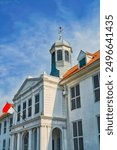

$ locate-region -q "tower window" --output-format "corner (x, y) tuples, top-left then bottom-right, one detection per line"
(65, 50), (69, 62)
(57, 50), (62, 61)
(52, 52), (55, 64)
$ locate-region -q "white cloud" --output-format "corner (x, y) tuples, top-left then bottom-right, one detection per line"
(0, 7), (99, 113)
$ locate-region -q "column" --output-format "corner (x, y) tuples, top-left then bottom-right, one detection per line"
(10, 134), (15, 150)
(37, 127), (40, 150)
(40, 125), (46, 150)
(62, 128), (67, 150)
(47, 126), (52, 150)
(17, 133), (21, 150)
(29, 130), (32, 150)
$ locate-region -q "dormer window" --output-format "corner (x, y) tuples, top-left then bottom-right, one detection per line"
(79, 57), (86, 68)
(57, 50), (62, 61)
(65, 50), (69, 62)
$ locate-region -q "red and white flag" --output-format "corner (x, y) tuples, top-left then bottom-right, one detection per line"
(2, 102), (14, 114)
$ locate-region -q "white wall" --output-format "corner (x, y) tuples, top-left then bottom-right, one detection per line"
(67, 69), (100, 150)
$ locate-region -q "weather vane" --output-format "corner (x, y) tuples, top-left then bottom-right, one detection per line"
(58, 26), (63, 40)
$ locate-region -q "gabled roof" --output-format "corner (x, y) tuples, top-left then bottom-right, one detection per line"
(61, 50), (100, 81)
(13, 77), (42, 101)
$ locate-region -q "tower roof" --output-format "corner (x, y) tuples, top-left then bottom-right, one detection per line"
(51, 39), (71, 49)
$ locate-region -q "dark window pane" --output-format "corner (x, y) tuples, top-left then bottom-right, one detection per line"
(78, 121), (83, 136)
(97, 116), (100, 133)
(93, 75), (99, 88)
(23, 102), (26, 109)
(28, 99), (32, 106)
(76, 97), (81, 108)
(76, 85), (80, 96)
(17, 113), (20, 122)
(74, 138), (78, 150)
(28, 107), (32, 117)
(57, 50), (62, 61)
(95, 89), (100, 102)
(79, 137), (84, 150)
(71, 87), (75, 98)
(65, 50), (69, 62)
(71, 99), (76, 110)
(73, 122), (77, 137)
(35, 103), (39, 114)
(79, 58), (86, 68)
(35, 94), (39, 103)
(23, 110), (26, 119)
(18, 105), (21, 112)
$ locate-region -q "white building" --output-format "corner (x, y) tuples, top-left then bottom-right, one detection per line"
(0, 35), (100, 150)
(0, 113), (13, 150)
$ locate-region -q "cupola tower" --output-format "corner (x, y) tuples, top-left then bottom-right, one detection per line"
(50, 27), (72, 77)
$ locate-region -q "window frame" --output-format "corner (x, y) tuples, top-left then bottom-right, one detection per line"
(97, 115), (100, 143)
(28, 98), (32, 117)
(3, 120), (6, 134)
(79, 57), (86, 68)
(35, 93), (40, 114)
(57, 50), (63, 61)
(72, 120), (84, 150)
(23, 101), (26, 120)
(93, 73), (100, 102)
(3, 139), (6, 150)
(17, 105), (21, 122)
(65, 50), (69, 62)
(70, 84), (81, 110)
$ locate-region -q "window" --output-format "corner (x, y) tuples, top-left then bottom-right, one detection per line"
(97, 115), (100, 142)
(52, 52), (55, 64)
(28, 98), (32, 117)
(79, 57), (86, 68)
(9, 117), (13, 131)
(71, 84), (81, 110)
(10, 117), (13, 127)
(8, 138), (10, 150)
(93, 73), (100, 102)
(57, 50), (62, 61)
(17, 105), (21, 122)
(23, 102), (26, 119)
(65, 50), (69, 62)
(73, 120), (84, 150)
(4, 120), (6, 134)
(3, 139), (6, 150)
(0, 123), (1, 135)
(35, 94), (40, 114)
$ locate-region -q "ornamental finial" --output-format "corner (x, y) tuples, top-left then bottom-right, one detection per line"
(58, 26), (63, 40)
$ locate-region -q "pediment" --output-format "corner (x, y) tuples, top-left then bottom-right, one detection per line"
(77, 50), (86, 61)
(14, 77), (41, 100)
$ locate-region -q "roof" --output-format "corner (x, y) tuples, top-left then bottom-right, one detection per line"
(51, 39), (71, 49)
(61, 50), (100, 81)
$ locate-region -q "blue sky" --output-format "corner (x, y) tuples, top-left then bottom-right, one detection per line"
(0, 0), (100, 113)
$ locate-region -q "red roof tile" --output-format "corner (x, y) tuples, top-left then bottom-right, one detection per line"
(62, 50), (100, 81)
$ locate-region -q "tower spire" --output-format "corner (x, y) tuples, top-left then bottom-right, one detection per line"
(58, 26), (63, 40)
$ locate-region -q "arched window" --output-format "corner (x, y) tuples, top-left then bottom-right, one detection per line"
(57, 50), (62, 61)
(65, 50), (69, 62)
(52, 52), (55, 64)
(52, 128), (62, 150)
(23, 132), (29, 150)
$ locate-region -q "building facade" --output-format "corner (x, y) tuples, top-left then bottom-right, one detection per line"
(0, 113), (13, 150)
(0, 37), (100, 150)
